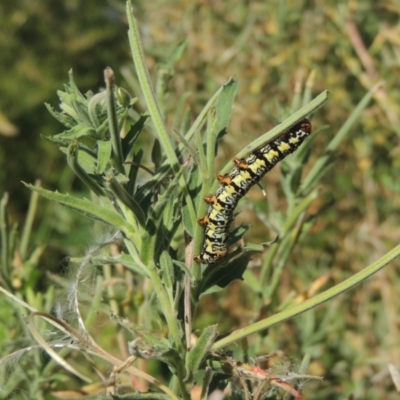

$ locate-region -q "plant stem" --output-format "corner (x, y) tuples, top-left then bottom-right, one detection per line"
(126, 1), (196, 226)
(140, 233), (183, 353)
(212, 243), (400, 349)
(260, 189), (319, 292)
(104, 67), (125, 175)
(0, 193), (10, 288)
(19, 179), (41, 260)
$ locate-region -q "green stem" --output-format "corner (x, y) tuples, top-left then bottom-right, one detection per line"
(192, 112), (220, 280)
(151, 265), (183, 351)
(67, 141), (105, 197)
(212, 243), (400, 350)
(184, 85), (224, 143)
(259, 241), (279, 295)
(139, 234), (183, 352)
(176, 365), (191, 400)
(104, 68), (125, 174)
(200, 367), (212, 400)
(259, 190), (319, 292)
(283, 189), (319, 233)
(19, 179), (41, 260)
(0, 193), (10, 288)
(126, 1), (196, 226)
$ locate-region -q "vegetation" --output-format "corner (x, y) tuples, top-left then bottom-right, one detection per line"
(1, 1), (400, 399)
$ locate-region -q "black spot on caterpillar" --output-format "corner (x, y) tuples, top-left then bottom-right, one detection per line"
(194, 118), (312, 264)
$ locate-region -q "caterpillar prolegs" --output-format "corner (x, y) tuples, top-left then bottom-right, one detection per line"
(194, 118), (312, 264)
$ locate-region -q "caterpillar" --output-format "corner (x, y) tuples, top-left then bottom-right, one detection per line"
(194, 118), (312, 264)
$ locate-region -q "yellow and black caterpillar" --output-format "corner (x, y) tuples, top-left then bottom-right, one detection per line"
(194, 118), (312, 264)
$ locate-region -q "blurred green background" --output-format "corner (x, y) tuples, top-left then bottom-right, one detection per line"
(1, 0), (400, 398)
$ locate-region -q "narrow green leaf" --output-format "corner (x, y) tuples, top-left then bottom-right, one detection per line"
(105, 67), (125, 174)
(206, 254), (250, 289)
(159, 251), (175, 306)
(53, 123), (96, 140)
(19, 180), (40, 260)
(96, 140), (112, 174)
(200, 367), (213, 400)
(183, 83), (224, 144)
(70, 93), (92, 129)
(106, 173), (146, 226)
(44, 103), (75, 128)
(197, 245), (263, 298)
(172, 260), (193, 278)
(157, 191), (182, 254)
(185, 325), (218, 380)
(182, 200), (194, 238)
(127, 149), (144, 195)
(148, 166), (184, 223)
(227, 224), (250, 246)
(219, 90), (328, 178)
(89, 253), (149, 277)
(146, 169), (184, 260)
(166, 40), (186, 68)
(111, 392), (171, 399)
(67, 141), (105, 196)
(283, 189), (319, 233)
(0, 193), (11, 288)
(122, 114), (149, 159)
(42, 135), (96, 157)
(212, 243), (400, 350)
(173, 91), (191, 132)
(87, 91), (107, 129)
(23, 184), (138, 242)
(172, 128), (201, 170)
(126, 3), (197, 242)
(133, 164), (169, 204)
(215, 78), (238, 135)
(151, 138), (162, 170)
(76, 147), (97, 175)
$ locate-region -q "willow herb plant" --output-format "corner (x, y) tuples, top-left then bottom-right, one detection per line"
(2, 1), (400, 399)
